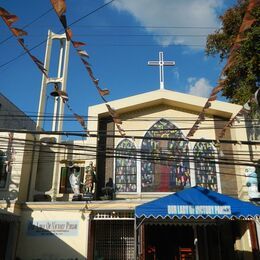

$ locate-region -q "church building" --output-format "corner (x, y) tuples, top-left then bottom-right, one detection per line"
(0, 46), (259, 260)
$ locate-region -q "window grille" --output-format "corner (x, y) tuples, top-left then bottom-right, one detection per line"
(94, 220), (135, 260)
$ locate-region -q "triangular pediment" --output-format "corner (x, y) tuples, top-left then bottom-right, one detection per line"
(89, 89), (242, 119)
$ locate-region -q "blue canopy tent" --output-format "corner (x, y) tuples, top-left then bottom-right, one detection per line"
(136, 186), (260, 219)
(134, 187), (260, 260)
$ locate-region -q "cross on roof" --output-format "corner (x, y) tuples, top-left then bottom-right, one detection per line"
(148, 52), (175, 90)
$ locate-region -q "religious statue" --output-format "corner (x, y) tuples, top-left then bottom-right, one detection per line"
(84, 161), (97, 194)
(69, 164), (81, 196)
(245, 166), (259, 199)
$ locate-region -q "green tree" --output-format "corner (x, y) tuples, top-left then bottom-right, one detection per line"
(206, 0), (260, 108)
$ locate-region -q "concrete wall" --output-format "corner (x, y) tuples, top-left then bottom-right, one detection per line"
(16, 203), (90, 260)
(0, 132), (35, 204)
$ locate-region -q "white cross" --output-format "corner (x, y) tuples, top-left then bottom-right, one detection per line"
(148, 52), (175, 90)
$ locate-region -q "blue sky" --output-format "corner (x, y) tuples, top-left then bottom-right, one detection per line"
(0, 0), (237, 133)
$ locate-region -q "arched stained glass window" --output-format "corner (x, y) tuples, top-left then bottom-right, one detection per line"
(141, 119), (190, 192)
(115, 139), (137, 192)
(193, 141), (218, 191)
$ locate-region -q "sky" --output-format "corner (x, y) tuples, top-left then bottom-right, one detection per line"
(0, 0), (237, 134)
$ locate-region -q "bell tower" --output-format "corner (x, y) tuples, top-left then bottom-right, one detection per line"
(36, 30), (70, 136)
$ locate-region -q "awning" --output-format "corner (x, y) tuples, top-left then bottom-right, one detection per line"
(135, 186), (260, 219)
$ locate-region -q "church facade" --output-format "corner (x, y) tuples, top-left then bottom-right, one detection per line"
(0, 89), (259, 259)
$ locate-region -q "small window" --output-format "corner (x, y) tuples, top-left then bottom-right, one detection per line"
(59, 166), (85, 193)
(0, 150), (7, 188)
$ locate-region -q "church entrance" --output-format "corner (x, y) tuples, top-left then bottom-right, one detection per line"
(144, 224), (194, 260)
(140, 221), (239, 260)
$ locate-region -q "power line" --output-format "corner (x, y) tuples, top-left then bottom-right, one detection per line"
(0, 128), (259, 145)
(0, 136), (257, 156)
(0, 7), (53, 46)
(0, 0), (116, 72)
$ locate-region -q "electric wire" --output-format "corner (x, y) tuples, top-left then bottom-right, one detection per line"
(0, 7), (53, 45)
(0, 0), (116, 71)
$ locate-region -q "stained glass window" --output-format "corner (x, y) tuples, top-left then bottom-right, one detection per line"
(193, 141), (218, 191)
(141, 119), (190, 192)
(115, 139), (137, 192)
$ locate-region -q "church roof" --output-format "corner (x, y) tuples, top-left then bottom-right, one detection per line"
(88, 89), (242, 119)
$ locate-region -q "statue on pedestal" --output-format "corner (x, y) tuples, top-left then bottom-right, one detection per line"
(69, 164), (81, 196)
(84, 161), (97, 194)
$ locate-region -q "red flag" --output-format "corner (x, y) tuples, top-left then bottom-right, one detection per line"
(11, 27), (27, 37)
(50, 0), (66, 17)
(72, 41), (86, 48)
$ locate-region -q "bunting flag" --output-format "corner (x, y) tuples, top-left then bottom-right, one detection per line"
(0, 7), (9, 16)
(57, 90), (69, 103)
(50, 0), (66, 17)
(63, 99), (90, 136)
(10, 27), (28, 37)
(73, 113), (85, 127)
(73, 113), (90, 136)
(59, 14), (67, 29)
(204, 101), (211, 109)
(0, 7), (47, 77)
(77, 49), (89, 58)
(49, 0), (126, 136)
(3, 14), (18, 26)
(72, 40), (86, 48)
(216, 0), (258, 139)
(116, 124), (126, 136)
(92, 78), (99, 86)
(208, 95), (217, 102)
(17, 38), (47, 76)
(65, 27), (72, 41)
(210, 84), (224, 96)
(97, 87), (110, 96)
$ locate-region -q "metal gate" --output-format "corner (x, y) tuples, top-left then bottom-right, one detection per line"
(94, 220), (135, 260)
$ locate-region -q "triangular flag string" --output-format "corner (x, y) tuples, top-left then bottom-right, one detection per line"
(216, 0), (258, 138)
(49, 0), (126, 136)
(0, 5), (98, 136)
(186, 0), (258, 139)
(0, 7), (47, 77)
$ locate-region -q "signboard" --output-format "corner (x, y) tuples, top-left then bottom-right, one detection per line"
(27, 220), (79, 236)
(167, 205), (231, 215)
